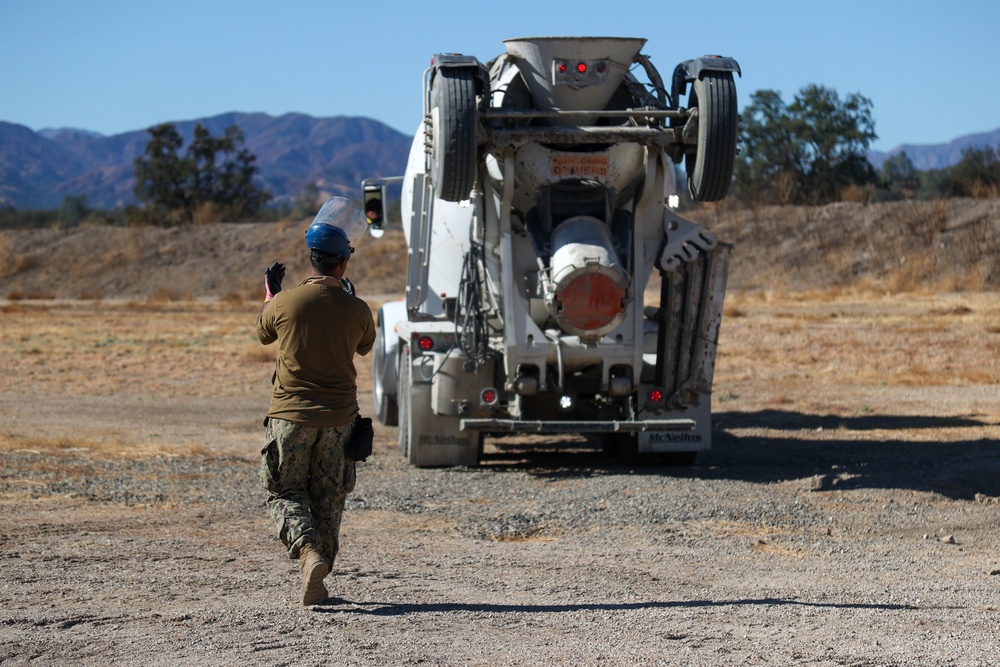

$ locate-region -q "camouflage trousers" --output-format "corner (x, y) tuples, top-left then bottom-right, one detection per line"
(260, 417), (356, 565)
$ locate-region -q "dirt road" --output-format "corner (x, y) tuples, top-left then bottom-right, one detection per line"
(1, 293), (999, 666)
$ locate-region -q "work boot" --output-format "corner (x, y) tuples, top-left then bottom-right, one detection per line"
(299, 543), (329, 605)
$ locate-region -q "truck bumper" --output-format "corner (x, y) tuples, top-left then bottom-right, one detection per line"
(459, 418), (695, 433)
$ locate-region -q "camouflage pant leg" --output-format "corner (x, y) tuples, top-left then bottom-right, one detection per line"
(309, 422), (356, 566)
(260, 418), (356, 563)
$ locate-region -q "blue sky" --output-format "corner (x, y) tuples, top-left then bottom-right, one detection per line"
(1, 0), (996, 152)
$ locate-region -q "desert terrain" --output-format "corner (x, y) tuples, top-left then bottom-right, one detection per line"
(1, 199), (998, 666)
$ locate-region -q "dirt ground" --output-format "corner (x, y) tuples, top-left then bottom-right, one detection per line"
(1, 288), (999, 666)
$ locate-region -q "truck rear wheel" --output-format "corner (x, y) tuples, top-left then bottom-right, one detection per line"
(603, 434), (698, 466)
(372, 316), (398, 426)
(397, 345), (411, 459)
(431, 67), (478, 202)
(601, 433), (638, 464)
(686, 71), (737, 202)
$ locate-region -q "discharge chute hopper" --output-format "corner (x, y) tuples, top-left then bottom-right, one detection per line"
(503, 37), (646, 126)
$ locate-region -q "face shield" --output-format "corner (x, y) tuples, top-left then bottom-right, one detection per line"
(309, 197), (371, 252)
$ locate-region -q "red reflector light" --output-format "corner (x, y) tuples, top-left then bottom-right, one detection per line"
(576, 62), (587, 73)
(648, 388), (664, 403)
(481, 388), (498, 405)
(556, 272), (625, 331)
(417, 335), (434, 351)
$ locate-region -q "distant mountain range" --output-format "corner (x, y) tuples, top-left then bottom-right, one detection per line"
(0, 112), (412, 210)
(1, 112), (998, 210)
(867, 127), (1000, 170)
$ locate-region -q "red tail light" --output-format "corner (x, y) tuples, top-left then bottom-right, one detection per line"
(481, 388), (498, 405)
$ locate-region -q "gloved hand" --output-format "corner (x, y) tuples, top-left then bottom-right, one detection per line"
(264, 261), (285, 301)
(340, 276), (355, 296)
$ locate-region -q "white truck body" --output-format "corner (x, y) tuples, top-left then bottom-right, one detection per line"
(366, 37), (739, 466)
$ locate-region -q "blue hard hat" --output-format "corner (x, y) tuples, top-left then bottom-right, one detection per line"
(304, 197), (367, 257)
(305, 220), (353, 257)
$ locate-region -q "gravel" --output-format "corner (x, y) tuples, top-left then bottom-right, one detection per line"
(2, 417), (999, 666)
(1, 286), (998, 665)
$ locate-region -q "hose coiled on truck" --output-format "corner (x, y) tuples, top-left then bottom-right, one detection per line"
(455, 241), (490, 370)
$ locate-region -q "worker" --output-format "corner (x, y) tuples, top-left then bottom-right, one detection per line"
(256, 197), (376, 605)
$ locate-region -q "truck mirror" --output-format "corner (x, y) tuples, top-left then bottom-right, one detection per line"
(363, 184), (386, 238)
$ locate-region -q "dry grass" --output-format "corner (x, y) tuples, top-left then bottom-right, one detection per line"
(839, 183), (876, 204)
(969, 182), (1000, 199)
(0, 433), (214, 461)
(716, 289), (1000, 392)
(347, 227), (408, 293)
(696, 198), (1000, 294)
(243, 346), (276, 364)
(0, 300), (274, 399)
(5, 288), (55, 300)
(149, 287), (190, 302)
(2, 200), (996, 303)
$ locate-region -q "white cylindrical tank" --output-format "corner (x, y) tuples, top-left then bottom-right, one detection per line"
(546, 216), (629, 338)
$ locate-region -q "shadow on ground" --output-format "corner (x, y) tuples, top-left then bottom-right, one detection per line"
(314, 597), (915, 616)
(473, 410), (1000, 501)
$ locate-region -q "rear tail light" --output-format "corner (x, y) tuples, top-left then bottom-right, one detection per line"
(647, 387), (665, 405)
(416, 335), (434, 352)
(480, 387), (499, 406)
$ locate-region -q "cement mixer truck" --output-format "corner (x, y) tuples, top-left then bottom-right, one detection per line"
(362, 37), (739, 467)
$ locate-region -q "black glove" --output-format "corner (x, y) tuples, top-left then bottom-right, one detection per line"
(265, 261), (285, 299)
(340, 276), (355, 296)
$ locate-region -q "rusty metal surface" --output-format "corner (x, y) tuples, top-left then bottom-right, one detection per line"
(655, 244), (731, 408)
(483, 124), (685, 149)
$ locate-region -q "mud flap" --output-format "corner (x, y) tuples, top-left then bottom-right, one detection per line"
(408, 382), (479, 466)
(638, 401), (712, 453)
(406, 352), (480, 467)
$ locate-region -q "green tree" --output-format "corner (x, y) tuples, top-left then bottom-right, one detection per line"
(134, 124), (190, 218)
(58, 194), (90, 226)
(916, 167), (950, 200)
(879, 151), (919, 200)
(133, 122), (270, 223)
(733, 85), (878, 205)
(291, 182), (321, 219)
(944, 147), (1000, 198)
(732, 89), (807, 205)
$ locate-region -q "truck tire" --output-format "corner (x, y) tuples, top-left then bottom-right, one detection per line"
(686, 71), (737, 202)
(603, 433), (639, 464)
(397, 345), (410, 459)
(431, 67), (478, 202)
(603, 434), (697, 466)
(664, 451), (698, 466)
(372, 316), (398, 426)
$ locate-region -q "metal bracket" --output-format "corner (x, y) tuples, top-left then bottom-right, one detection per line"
(656, 213), (718, 271)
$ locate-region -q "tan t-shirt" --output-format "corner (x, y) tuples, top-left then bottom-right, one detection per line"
(257, 276), (375, 427)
